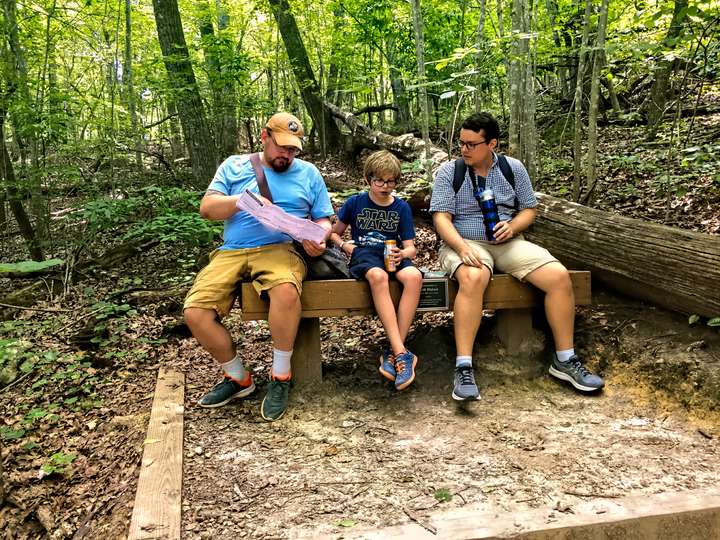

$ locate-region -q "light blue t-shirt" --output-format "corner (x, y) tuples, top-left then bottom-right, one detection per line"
(207, 155), (334, 249)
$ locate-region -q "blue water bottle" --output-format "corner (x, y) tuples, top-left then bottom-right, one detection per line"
(479, 189), (500, 241)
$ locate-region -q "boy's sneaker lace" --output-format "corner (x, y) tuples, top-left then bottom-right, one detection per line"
(549, 355), (604, 392)
(379, 349), (396, 381)
(452, 366), (480, 401)
(261, 379), (291, 421)
(197, 374), (255, 408)
(394, 350), (417, 391)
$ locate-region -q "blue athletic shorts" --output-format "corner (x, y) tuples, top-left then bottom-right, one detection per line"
(349, 246), (415, 280)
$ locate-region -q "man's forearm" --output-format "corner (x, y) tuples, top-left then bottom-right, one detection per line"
(508, 207), (537, 234)
(199, 193), (241, 221)
(434, 214), (468, 253)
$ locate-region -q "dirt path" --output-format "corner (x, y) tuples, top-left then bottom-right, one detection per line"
(170, 293), (720, 539)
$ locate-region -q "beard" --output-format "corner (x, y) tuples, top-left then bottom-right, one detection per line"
(269, 156), (291, 172)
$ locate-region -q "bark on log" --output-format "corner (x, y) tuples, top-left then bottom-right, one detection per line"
(524, 193), (720, 317)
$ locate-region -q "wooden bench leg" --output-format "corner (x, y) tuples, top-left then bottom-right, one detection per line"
(291, 318), (322, 385)
(496, 308), (533, 354)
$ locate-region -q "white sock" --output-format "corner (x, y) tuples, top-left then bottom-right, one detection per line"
(556, 349), (575, 363)
(221, 355), (247, 382)
(272, 348), (292, 380)
(456, 356), (472, 368)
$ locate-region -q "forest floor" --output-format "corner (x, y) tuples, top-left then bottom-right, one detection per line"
(1, 114), (720, 539)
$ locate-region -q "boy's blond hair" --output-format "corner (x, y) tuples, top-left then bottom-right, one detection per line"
(364, 150), (401, 182)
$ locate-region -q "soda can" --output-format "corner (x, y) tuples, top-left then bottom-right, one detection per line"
(384, 240), (397, 272)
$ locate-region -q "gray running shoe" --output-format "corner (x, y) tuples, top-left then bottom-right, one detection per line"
(197, 376), (255, 408)
(261, 380), (291, 421)
(549, 355), (604, 392)
(452, 365), (480, 401)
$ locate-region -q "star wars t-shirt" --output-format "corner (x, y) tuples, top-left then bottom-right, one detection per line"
(337, 192), (415, 248)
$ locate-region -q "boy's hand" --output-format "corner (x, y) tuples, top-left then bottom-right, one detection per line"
(390, 246), (405, 264)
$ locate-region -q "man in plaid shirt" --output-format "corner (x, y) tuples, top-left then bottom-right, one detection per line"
(430, 112), (604, 402)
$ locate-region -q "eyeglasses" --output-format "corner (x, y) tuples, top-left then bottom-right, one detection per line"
(267, 129), (301, 156)
(457, 139), (487, 151)
(371, 177), (398, 188)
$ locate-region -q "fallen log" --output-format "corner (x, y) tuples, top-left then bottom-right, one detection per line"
(524, 193), (720, 318)
(324, 101), (448, 164)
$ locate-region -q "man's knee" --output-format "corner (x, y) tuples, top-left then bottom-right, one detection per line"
(268, 282), (301, 308)
(534, 263), (572, 293)
(184, 307), (217, 329)
(457, 265), (491, 292)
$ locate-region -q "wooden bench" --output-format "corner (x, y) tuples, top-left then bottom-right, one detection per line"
(240, 271), (591, 384)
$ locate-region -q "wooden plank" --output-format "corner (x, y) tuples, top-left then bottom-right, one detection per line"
(128, 369), (184, 540)
(292, 318), (322, 384)
(324, 488), (720, 540)
(240, 271), (591, 320)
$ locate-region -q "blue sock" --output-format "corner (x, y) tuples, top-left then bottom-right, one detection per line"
(556, 349), (575, 363)
(456, 356), (472, 368)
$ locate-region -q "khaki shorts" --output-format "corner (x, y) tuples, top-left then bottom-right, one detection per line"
(439, 235), (558, 281)
(183, 243), (306, 317)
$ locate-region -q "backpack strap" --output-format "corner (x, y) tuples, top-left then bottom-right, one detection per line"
(496, 154), (518, 211)
(451, 154), (518, 211)
(452, 157), (466, 194)
(249, 153), (273, 202)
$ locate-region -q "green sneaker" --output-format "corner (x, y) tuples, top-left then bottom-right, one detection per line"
(197, 375), (255, 408)
(261, 380), (291, 421)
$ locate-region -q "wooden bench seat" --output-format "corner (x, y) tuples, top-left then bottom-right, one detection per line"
(240, 271), (591, 384)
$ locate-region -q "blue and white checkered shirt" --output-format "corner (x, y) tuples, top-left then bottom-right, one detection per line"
(429, 153), (537, 241)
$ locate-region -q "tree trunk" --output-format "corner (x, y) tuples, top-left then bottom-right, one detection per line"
(508, 0), (536, 177)
(200, 1), (238, 157)
(152, 0), (217, 184)
(409, 0), (432, 181)
(2, 0), (32, 168)
(583, 0), (610, 205)
(524, 193), (720, 317)
(0, 111), (43, 261)
(125, 0), (143, 173)
(267, 0), (342, 154)
(386, 35), (411, 130)
(644, 0), (688, 141)
(571, 0), (592, 201)
(474, 0), (487, 111)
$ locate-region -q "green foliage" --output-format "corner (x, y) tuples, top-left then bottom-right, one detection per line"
(0, 259), (65, 274)
(80, 186), (221, 247)
(434, 487), (453, 502)
(41, 451), (77, 476)
(708, 318), (720, 327)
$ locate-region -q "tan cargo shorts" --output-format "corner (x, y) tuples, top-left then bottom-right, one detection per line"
(439, 235), (558, 281)
(183, 243), (306, 317)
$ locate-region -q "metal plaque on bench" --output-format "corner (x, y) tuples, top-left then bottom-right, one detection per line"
(417, 276), (450, 311)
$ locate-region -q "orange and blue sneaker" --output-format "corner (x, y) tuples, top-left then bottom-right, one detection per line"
(197, 373), (255, 408)
(378, 349), (396, 381)
(394, 350), (417, 391)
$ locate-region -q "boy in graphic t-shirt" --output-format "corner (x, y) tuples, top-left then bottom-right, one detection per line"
(329, 151), (423, 390)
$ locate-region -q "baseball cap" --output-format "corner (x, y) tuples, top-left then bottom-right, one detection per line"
(266, 112), (304, 150)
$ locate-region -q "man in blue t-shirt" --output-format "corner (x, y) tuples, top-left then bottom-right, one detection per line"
(184, 113), (334, 421)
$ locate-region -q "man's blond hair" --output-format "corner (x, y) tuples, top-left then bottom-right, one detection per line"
(363, 150), (401, 182)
